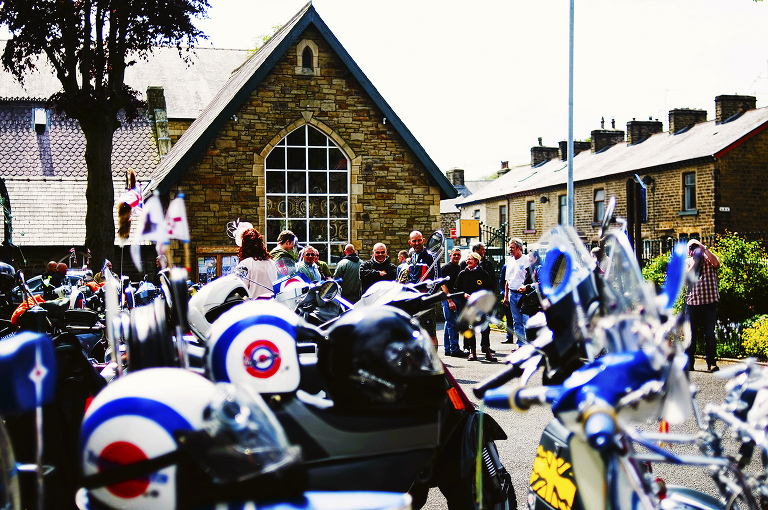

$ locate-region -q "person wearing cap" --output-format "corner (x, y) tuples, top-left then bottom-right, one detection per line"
(270, 230), (297, 276)
(685, 239), (720, 372)
(454, 252), (496, 362)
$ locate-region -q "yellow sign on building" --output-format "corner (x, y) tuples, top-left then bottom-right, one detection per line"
(458, 219), (480, 237)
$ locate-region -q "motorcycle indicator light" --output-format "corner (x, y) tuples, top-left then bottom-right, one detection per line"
(447, 387), (466, 410)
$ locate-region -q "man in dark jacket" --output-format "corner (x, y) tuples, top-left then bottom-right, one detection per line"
(454, 253), (496, 361)
(359, 242), (397, 294)
(460, 242), (496, 283)
(333, 244), (361, 303)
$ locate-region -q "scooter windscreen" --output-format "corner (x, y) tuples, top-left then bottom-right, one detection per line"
(599, 231), (659, 323)
(535, 226), (599, 375)
(188, 383), (302, 484)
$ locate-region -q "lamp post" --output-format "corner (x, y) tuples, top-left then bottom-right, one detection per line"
(567, 0), (575, 226)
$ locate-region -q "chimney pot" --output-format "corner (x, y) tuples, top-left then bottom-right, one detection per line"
(715, 94), (756, 123)
(627, 119), (663, 144)
(669, 108), (707, 133)
(447, 168), (465, 186)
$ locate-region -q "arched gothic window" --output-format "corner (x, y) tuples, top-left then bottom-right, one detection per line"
(265, 125), (349, 265)
(302, 46), (314, 71)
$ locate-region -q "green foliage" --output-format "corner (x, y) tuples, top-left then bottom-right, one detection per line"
(641, 252), (684, 313)
(740, 315), (768, 360)
(712, 232), (768, 325)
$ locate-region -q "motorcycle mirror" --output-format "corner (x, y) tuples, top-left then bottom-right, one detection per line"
(457, 290), (496, 332)
(599, 196), (616, 239)
(659, 242), (687, 313)
(540, 247), (572, 303)
(317, 280), (338, 302)
(426, 230), (445, 254)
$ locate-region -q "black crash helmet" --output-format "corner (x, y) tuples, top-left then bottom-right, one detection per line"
(319, 306), (446, 409)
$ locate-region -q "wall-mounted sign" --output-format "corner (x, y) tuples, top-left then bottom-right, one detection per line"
(719, 206), (730, 212)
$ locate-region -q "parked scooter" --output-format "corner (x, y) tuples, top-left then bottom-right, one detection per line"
(473, 197), (738, 510)
(76, 366), (412, 510)
(203, 291), (514, 510)
(0, 331), (57, 510)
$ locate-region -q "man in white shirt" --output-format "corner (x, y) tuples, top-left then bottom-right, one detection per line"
(503, 238), (530, 348)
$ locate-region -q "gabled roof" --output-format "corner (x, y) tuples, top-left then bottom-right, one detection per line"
(440, 179), (493, 214)
(459, 106), (768, 207)
(0, 105), (158, 180)
(0, 104), (158, 245)
(0, 42), (250, 119)
(147, 3), (457, 200)
(0, 42), (249, 247)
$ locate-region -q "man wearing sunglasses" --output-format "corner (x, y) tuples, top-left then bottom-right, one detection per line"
(297, 246), (322, 282)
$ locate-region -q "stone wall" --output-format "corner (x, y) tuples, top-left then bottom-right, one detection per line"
(164, 26), (442, 270)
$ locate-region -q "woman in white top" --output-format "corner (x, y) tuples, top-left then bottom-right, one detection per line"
(236, 227), (278, 298)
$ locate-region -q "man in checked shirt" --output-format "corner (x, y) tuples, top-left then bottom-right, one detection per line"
(685, 239), (720, 373)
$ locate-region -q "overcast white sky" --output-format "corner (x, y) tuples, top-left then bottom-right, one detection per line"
(195, 0), (768, 181)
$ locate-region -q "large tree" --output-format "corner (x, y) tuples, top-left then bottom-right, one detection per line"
(0, 0), (209, 270)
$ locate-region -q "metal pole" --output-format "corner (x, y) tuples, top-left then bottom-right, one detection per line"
(567, 0), (575, 226)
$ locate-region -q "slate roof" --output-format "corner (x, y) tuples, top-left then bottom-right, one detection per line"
(0, 104), (158, 180)
(0, 42), (250, 119)
(0, 43), (249, 246)
(441, 180), (492, 214)
(147, 2), (458, 200)
(459, 107), (768, 208)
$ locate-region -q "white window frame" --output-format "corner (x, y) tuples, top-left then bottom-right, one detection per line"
(265, 125), (350, 265)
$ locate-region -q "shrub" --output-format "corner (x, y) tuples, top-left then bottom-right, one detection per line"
(741, 315), (768, 360)
(642, 251), (684, 313)
(712, 232), (768, 325)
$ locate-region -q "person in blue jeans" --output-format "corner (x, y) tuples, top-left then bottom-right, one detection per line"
(440, 248), (466, 357)
(499, 263), (515, 344)
(503, 238), (530, 348)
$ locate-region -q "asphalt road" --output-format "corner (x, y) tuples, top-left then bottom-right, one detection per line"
(422, 324), (747, 510)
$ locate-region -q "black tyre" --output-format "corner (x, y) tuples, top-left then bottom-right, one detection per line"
(442, 440), (516, 510)
(0, 421), (21, 510)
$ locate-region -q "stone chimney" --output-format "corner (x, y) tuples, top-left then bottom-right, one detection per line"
(591, 129), (625, 153)
(559, 140), (592, 161)
(498, 161), (510, 175)
(446, 168), (464, 187)
(669, 108), (707, 133)
(147, 86), (171, 157)
(715, 94), (756, 123)
(531, 145), (560, 167)
(627, 118), (663, 144)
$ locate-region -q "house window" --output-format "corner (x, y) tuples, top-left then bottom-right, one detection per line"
(558, 195), (567, 225)
(473, 209), (480, 220)
(593, 189), (605, 223)
(526, 200), (535, 230)
(265, 125), (349, 266)
(499, 205), (507, 226)
(683, 172), (696, 211)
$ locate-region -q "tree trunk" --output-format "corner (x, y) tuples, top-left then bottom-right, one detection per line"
(81, 113), (117, 274)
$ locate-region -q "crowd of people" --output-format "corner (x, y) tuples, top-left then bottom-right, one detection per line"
(231, 223), (547, 363)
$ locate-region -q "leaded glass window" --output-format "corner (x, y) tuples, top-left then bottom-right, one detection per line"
(265, 125), (349, 265)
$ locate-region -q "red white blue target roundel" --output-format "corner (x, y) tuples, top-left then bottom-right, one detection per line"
(243, 339), (281, 378)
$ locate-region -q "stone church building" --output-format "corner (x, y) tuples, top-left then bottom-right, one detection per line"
(0, 3), (456, 280)
(146, 4), (456, 279)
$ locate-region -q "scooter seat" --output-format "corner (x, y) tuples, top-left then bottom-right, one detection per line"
(0, 331), (56, 414)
